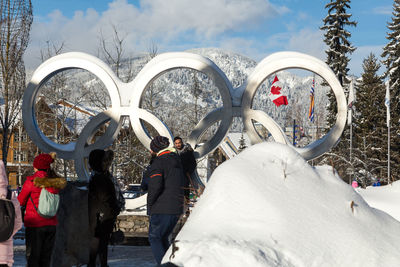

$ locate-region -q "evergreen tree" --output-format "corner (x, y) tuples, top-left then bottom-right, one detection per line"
(381, 0), (400, 183)
(238, 132), (247, 152)
(320, 0), (357, 125)
(319, 0), (357, 183)
(353, 53), (387, 186)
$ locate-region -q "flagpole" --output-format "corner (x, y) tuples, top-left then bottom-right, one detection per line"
(388, 121), (390, 184)
(350, 116), (353, 184)
(348, 78), (355, 184)
(386, 80), (391, 185)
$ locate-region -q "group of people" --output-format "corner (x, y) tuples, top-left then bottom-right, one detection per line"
(141, 136), (197, 265)
(0, 153), (67, 267)
(0, 135), (197, 266)
(0, 150), (125, 267)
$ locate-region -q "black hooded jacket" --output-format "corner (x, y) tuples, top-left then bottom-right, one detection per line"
(88, 171), (120, 223)
(147, 149), (185, 215)
(176, 143), (197, 175)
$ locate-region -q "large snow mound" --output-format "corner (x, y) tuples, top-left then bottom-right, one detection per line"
(165, 143), (400, 267)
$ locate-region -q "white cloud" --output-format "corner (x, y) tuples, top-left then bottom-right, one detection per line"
(372, 6), (392, 15)
(25, 9), (102, 68)
(258, 28), (325, 61)
(263, 29), (384, 77)
(286, 28), (325, 60)
(271, 4), (291, 16)
(136, 0), (277, 37)
(211, 28), (326, 67)
(25, 0), (282, 69)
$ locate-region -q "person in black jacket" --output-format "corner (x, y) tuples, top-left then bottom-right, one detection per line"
(147, 136), (184, 265)
(173, 136), (197, 199)
(88, 149), (125, 267)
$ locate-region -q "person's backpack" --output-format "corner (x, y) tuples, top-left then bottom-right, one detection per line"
(30, 188), (60, 219)
(0, 189), (15, 242)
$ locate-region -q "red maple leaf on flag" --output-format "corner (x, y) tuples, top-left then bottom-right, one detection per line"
(270, 75), (282, 95)
(270, 85), (282, 95)
(268, 75), (288, 107)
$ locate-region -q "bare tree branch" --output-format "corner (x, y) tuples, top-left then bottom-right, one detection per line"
(0, 0), (32, 167)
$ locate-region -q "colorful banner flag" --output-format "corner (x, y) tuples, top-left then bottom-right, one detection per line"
(308, 78), (315, 122)
(268, 75), (288, 107)
(385, 81), (390, 127)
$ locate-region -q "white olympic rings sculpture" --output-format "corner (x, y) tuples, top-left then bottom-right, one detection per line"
(22, 51), (347, 181)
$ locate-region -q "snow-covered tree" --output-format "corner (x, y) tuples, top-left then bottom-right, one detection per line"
(353, 53), (388, 186)
(381, 0), (400, 183)
(320, 0), (357, 125)
(319, 0), (357, 183)
(238, 132), (247, 152)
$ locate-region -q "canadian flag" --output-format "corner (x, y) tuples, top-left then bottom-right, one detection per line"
(268, 75), (288, 107)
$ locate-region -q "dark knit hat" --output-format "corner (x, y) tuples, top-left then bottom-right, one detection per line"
(89, 149), (114, 172)
(33, 153), (54, 170)
(150, 136), (170, 153)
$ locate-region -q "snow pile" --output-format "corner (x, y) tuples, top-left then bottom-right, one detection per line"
(357, 181), (400, 221)
(165, 143), (400, 267)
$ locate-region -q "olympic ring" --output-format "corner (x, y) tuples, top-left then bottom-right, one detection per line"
(128, 52), (233, 157)
(22, 51), (346, 181)
(242, 52), (347, 160)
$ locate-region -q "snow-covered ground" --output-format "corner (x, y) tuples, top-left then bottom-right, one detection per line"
(164, 142), (400, 266)
(356, 182), (400, 222)
(12, 242), (156, 267)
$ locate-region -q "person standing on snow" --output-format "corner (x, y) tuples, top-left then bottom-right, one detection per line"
(147, 136), (185, 265)
(18, 153), (66, 267)
(0, 161), (22, 267)
(88, 149), (125, 267)
(173, 136), (197, 199)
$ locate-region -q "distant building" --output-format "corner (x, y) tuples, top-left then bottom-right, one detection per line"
(2, 96), (96, 188)
(1, 122), (33, 189)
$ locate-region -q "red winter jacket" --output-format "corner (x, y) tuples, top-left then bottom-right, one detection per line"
(18, 170), (66, 228)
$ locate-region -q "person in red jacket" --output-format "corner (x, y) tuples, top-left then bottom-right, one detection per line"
(18, 153), (66, 267)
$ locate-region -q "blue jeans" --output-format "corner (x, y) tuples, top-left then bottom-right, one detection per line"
(149, 214), (180, 265)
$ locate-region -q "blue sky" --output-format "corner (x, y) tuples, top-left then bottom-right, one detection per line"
(27, 0), (394, 76)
